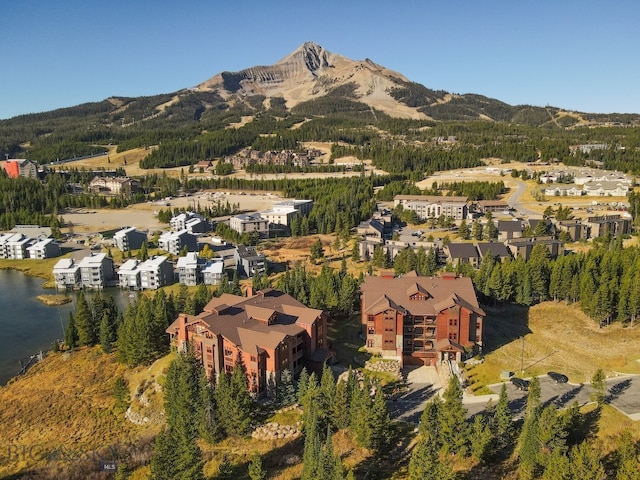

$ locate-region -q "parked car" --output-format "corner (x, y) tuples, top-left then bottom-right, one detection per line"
(547, 372), (568, 384)
(511, 377), (530, 391)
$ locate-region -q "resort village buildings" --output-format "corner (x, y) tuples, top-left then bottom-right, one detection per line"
(166, 288), (330, 396)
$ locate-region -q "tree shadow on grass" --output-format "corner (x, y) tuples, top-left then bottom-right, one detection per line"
(481, 304), (532, 355)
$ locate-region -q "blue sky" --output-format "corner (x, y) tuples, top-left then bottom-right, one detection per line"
(2, 0), (640, 119)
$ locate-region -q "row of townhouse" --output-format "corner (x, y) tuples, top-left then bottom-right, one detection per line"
(170, 211), (210, 233)
(445, 237), (564, 266)
(544, 181), (630, 197)
(53, 253), (116, 290)
(176, 252), (225, 286)
(114, 226), (199, 256)
(118, 256), (175, 290)
(54, 243), (261, 291)
(0, 233), (61, 259)
(158, 229), (199, 255)
(499, 215), (631, 242)
(224, 148), (322, 170)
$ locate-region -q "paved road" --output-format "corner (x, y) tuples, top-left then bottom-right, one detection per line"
(506, 179), (540, 217)
(389, 368), (640, 423)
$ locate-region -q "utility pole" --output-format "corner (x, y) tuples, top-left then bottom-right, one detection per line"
(521, 336), (525, 374)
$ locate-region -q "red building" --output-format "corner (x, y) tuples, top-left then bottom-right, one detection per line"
(360, 271), (485, 366)
(2, 159), (37, 178)
(166, 288), (330, 395)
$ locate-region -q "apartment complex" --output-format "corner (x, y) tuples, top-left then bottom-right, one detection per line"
(158, 229), (198, 255)
(394, 195), (468, 221)
(166, 288), (330, 396)
(113, 227), (147, 252)
(77, 253), (115, 289)
(229, 213), (269, 237)
(360, 271), (485, 366)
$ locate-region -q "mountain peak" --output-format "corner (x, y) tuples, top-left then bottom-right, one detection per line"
(276, 41), (334, 75)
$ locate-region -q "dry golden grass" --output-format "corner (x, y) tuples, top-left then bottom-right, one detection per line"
(36, 294), (72, 306)
(469, 302), (640, 389)
(0, 255), (70, 285)
(0, 347), (159, 478)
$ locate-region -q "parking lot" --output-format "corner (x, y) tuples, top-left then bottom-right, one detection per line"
(389, 368), (640, 423)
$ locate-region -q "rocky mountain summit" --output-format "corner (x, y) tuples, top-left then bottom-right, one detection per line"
(196, 41), (426, 118)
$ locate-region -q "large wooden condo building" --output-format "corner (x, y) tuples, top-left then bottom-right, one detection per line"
(360, 271), (485, 366)
(166, 288), (330, 396)
(393, 195), (468, 221)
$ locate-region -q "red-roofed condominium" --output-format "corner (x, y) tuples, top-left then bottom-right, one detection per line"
(360, 271), (485, 367)
(166, 288), (331, 396)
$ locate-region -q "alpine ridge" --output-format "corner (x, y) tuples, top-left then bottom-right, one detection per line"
(196, 41), (428, 119)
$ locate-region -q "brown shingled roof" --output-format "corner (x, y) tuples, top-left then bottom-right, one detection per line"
(361, 271), (485, 318)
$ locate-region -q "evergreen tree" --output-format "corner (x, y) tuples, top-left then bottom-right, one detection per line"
(278, 368), (297, 407)
(215, 358), (254, 436)
(614, 430), (640, 480)
(408, 438), (439, 480)
(419, 396), (442, 447)
(310, 238), (325, 263)
(372, 244), (387, 268)
(318, 364), (336, 432)
(369, 386), (392, 455)
(483, 218), (498, 241)
(99, 312), (117, 354)
(137, 239), (149, 261)
(151, 290), (171, 356)
(569, 442), (606, 480)
(64, 311), (78, 349)
(408, 437), (456, 480)
(301, 410), (321, 480)
(115, 462), (130, 480)
(216, 454), (233, 479)
(470, 414), (492, 462)
(198, 370), (223, 444)
(537, 404), (569, 468)
(541, 449), (572, 480)
(518, 377), (543, 480)
(113, 376), (129, 414)
(351, 240), (360, 262)
(350, 377), (373, 449)
(248, 453), (266, 480)
(150, 428), (179, 480)
(458, 219), (470, 240)
(297, 367), (310, 405)
(439, 375), (470, 455)
(75, 291), (97, 346)
(492, 383), (513, 448)
(471, 219), (483, 240)
(591, 368), (607, 405)
(151, 351), (204, 480)
(333, 378), (350, 430)
(301, 373), (321, 433)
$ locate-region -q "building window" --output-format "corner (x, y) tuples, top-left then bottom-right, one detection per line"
(224, 348), (233, 357)
(449, 332), (457, 341)
(250, 355), (257, 362)
(367, 340), (374, 348)
(367, 327), (375, 335)
(449, 318), (458, 327)
(367, 315), (374, 322)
